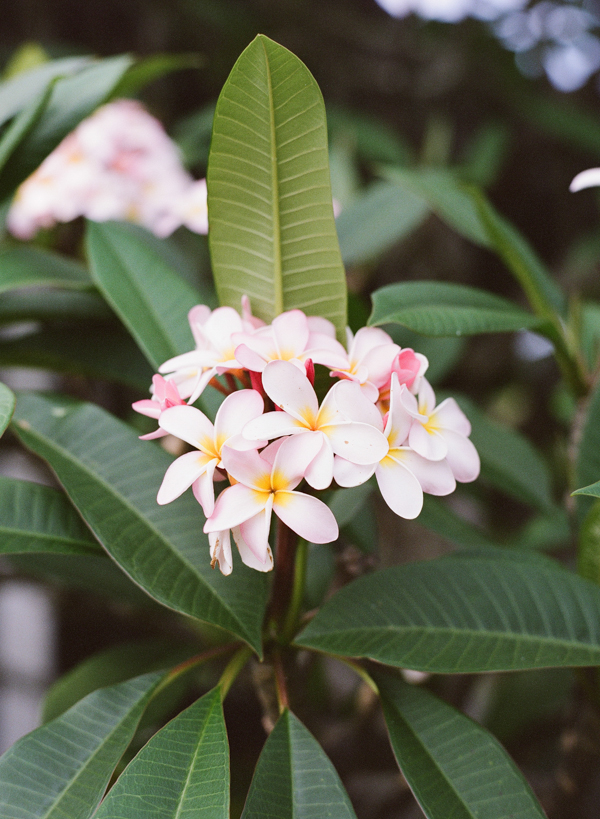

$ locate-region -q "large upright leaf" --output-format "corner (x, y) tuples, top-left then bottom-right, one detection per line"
(241, 710), (356, 819)
(369, 281), (540, 337)
(296, 552), (600, 672)
(0, 671), (163, 819)
(0, 475), (100, 555)
(86, 221), (203, 369)
(0, 246), (90, 294)
(0, 82), (52, 177)
(95, 687), (229, 819)
(375, 672), (547, 819)
(12, 392), (269, 652)
(207, 34), (347, 339)
(0, 381), (15, 437)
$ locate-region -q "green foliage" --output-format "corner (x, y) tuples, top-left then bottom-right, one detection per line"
(0, 381), (15, 437)
(376, 672), (547, 819)
(0, 246), (90, 294)
(0, 671), (163, 819)
(207, 35), (347, 339)
(241, 710), (357, 819)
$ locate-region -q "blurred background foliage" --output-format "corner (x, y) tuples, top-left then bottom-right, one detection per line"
(3, 1), (600, 816)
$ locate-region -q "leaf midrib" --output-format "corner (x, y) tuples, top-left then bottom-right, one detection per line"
(173, 695), (220, 819)
(263, 38), (283, 317)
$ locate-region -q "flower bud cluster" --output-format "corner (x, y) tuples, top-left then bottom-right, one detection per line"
(134, 299), (480, 575)
(7, 100), (208, 240)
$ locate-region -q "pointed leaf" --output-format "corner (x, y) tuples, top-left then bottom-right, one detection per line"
(241, 709), (357, 819)
(12, 392), (268, 652)
(375, 672), (547, 819)
(207, 34), (347, 339)
(0, 246), (90, 294)
(0, 82), (52, 177)
(0, 475), (100, 555)
(0, 289), (111, 325)
(573, 480), (600, 499)
(0, 671), (163, 819)
(95, 687), (229, 819)
(577, 499), (600, 585)
(0, 381), (15, 438)
(575, 377), (600, 522)
(369, 281), (540, 337)
(296, 552), (600, 672)
(86, 220), (202, 370)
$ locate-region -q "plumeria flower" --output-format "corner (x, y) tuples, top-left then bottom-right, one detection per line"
(402, 379), (480, 482)
(131, 374), (186, 440)
(156, 389), (265, 516)
(570, 168), (600, 192)
(208, 526), (274, 575)
(334, 374), (456, 519)
(233, 309), (347, 374)
(330, 326), (400, 401)
(159, 305), (250, 403)
(204, 434), (339, 567)
(243, 360), (389, 489)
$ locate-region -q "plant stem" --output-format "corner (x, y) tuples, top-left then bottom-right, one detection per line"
(281, 539), (308, 643)
(269, 519), (299, 638)
(272, 649), (290, 713)
(154, 642), (241, 697)
(218, 645), (253, 699)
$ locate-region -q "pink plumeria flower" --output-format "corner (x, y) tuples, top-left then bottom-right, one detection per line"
(330, 326), (400, 402)
(404, 380), (480, 482)
(159, 305), (250, 403)
(233, 309), (347, 374)
(208, 526), (274, 576)
(570, 168), (600, 192)
(204, 435), (339, 567)
(156, 389), (265, 516)
(334, 375), (456, 519)
(243, 360), (389, 490)
(132, 374), (186, 440)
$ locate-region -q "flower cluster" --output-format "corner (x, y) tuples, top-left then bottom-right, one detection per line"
(134, 300), (480, 575)
(7, 99), (208, 240)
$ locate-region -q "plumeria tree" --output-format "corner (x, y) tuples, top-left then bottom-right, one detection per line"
(3, 33), (600, 819)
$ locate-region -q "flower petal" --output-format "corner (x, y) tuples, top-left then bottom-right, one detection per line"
(443, 430), (481, 483)
(232, 526), (273, 571)
(214, 389), (264, 445)
(271, 431), (323, 490)
(330, 380), (383, 429)
(192, 459), (218, 516)
(238, 501), (273, 563)
(204, 483), (269, 531)
(433, 397), (471, 436)
(158, 404), (215, 452)
(243, 411), (306, 441)
(273, 491), (339, 543)
(375, 457), (423, 519)
(408, 422), (448, 461)
(209, 530), (233, 575)
(333, 456), (377, 487)
(325, 421), (389, 465)
(304, 434), (334, 490)
(392, 448), (456, 496)
(261, 359), (319, 424)
(157, 451), (214, 505)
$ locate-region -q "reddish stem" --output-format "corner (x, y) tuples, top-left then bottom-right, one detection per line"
(269, 519), (299, 631)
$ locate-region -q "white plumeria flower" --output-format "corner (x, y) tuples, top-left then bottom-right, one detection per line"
(204, 435), (339, 566)
(570, 168), (600, 192)
(330, 326), (400, 402)
(404, 379), (480, 482)
(233, 309), (348, 374)
(334, 375), (456, 519)
(243, 360), (389, 490)
(131, 374), (186, 440)
(159, 305), (249, 403)
(156, 389), (265, 516)
(208, 526), (274, 576)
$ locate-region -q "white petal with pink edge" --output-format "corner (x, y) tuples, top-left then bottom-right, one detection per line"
(393, 449), (456, 496)
(375, 457), (424, 519)
(325, 421), (389, 465)
(208, 530), (233, 576)
(220, 447), (271, 491)
(243, 411), (306, 442)
(157, 451), (214, 505)
(192, 460), (219, 515)
(433, 397), (471, 436)
(273, 491), (339, 543)
(444, 430), (481, 482)
(239, 501), (273, 563)
(271, 432), (323, 489)
(233, 526), (273, 571)
(204, 483), (269, 532)
(331, 380), (383, 429)
(261, 359), (319, 424)
(408, 421), (448, 461)
(304, 434), (334, 490)
(214, 389), (264, 444)
(158, 405), (215, 452)
(333, 457), (377, 488)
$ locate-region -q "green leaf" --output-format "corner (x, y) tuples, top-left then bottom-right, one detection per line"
(0, 289), (112, 325)
(0, 56), (90, 128)
(336, 181), (428, 265)
(0, 82), (52, 177)
(241, 709), (357, 819)
(573, 480), (600, 499)
(453, 394), (555, 512)
(43, 639), (198, 723)
(375, 672), (547, 819)
(86, 220), (202, 370)
(577, 499), (600, 585)
(0, 475), (100, 555)
(0, 246), (90, 294)
(0, 671), (163, 819)
(0, 381), (15, 437)
(12, 392), (268, 653)
(296, 552), (600, 672)
(0, 325), (153, 391)
(207, 34), (347, 339)
(95, 687), (229, 819)
(369, 281), (540, 337)
(575, 377), (600, 521)
(418, 495), (501, 550)
(0, 55), (134, 195)
(109, 53), (204, 99)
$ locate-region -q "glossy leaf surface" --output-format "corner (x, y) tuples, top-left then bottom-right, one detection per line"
(87, 220), (201, 370)
(241, 709), (357, 819)
(0, 671), (163, 819)
(297, 552), (600, 672)
(0, 82), (52, 176)
(376, 672), (547, 819)
(0, 246), (90, 294)
(96, 687), (229, 819)
(207, 34), (347, 339)
(0, 475), (99, 555)
(369, 281), (540, 337)
(0, 381), (15, 438)
(12, 392), (268, 652)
